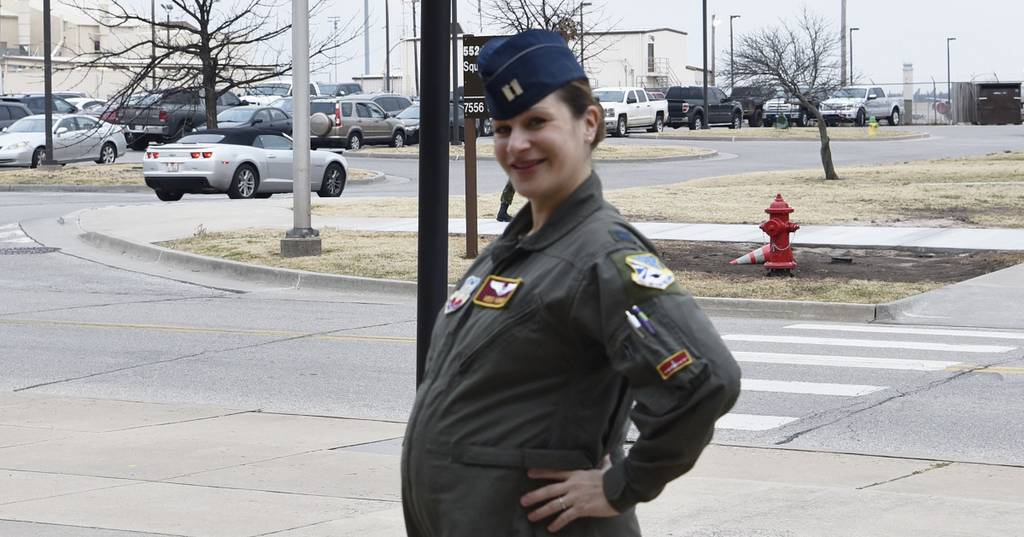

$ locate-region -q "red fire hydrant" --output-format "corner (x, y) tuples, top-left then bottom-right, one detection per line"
(759, 194), (800, 275)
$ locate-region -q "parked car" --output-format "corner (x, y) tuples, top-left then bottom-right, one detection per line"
(761, 88), (825, 127)
(366, 93), (413, 115)
(240, 80), (325, 106)
(201, 106), (292, 134)
(821, 86), (903, 126)
(593, 86), (668, 136)
(112, 89), (244, 149)
(319, 82), (364, 97)
(309, 96), (407, 150)
(729, 86), (774, 127)
(1, 94), (78, 115)
(66, 98), (108, 115)
(395, 104), (420, 144)
(0, 114), (127, 168)
(664, 85), (744, 130)
(142, 128), (348, 201)
(0, 101), (32, 129)
(269, 97), (355, 146)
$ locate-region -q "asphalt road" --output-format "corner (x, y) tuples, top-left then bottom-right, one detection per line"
(2, 192), (1023, 467)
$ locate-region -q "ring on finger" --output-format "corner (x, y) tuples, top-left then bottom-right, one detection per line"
(557, 496), (567, 511)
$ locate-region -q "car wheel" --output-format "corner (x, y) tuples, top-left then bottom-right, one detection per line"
(855, 109), (866, 127)
(347, 132), (363, 151)
(254, 193), (273, 199)
(647, 114), (664, 133)
(317, 162), (346, 198)
(154, 189), (183, 201)
(390, 130), (405, 148)
(615, 115), (627, 137)
(689, 114), (704, 130)
(729, 112), (742, 129)
(96, 142), (117, 164)
(227, 164), (259, 199)
(30, 146), (45, 168)
(762, 118), (773, 128)
(888, 109), (901, 126)
(128, 137), (149, 151)
(750, 110), (762, 128)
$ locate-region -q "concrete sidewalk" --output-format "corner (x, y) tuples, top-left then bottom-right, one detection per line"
(21, 198), (1024, 328)
(1, 392), (1020, 537)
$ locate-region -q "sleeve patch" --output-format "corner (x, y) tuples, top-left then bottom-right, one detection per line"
(657, 350), (693, 380)
(625, 253), (676, 290)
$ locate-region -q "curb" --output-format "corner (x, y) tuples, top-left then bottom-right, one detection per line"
(0, 170), (387, 194)
(346, 150), (720, 163)
(79, 229), (880, 322)
(633, 132), (930, 143)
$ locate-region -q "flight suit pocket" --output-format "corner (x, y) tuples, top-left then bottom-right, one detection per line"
(454, 295), (542, 374)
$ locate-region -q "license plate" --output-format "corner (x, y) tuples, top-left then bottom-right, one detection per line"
(166, 162), (180, 172)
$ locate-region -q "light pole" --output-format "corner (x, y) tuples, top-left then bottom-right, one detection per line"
(840, 0), (847, 86)
(160, 3), (172, 45)
(729, 15), (740, 91)
(411, 0), (419, 96)
(450, 0), (461, 144)
(385, 0), (391, 92)
(849, 27), (859, 84)
(710, 14), (720, 86)
(701, 0), (709, 129)
(328, 16), (340, 83)
(579, 2), (591, 73)
(947, 37), (956, 123)
(150, 0), (157, 89)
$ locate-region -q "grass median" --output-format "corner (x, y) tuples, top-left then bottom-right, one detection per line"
(647, 126), (922, 140)
(0, 163), (379, 186)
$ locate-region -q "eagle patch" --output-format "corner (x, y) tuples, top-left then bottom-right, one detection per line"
(625, 253), (676, 290)
(472, 275), (523, 309)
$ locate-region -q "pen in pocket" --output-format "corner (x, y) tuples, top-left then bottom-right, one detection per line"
(630, 305), (657, 335)
(624, 310), (646, 338)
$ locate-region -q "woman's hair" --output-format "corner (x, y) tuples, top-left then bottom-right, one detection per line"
(555, 80), (605, 149)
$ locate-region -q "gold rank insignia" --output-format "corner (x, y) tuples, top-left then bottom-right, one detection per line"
(472, 275), (523, 309)
(625, 253), (676, 290)
(657, 350), (693, 380)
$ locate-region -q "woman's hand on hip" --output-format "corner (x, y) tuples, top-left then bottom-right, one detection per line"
(520, 464), (620, 533)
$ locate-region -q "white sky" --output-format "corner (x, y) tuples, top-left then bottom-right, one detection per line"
(130, 0), (1023, 90)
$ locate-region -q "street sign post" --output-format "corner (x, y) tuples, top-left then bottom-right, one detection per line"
(461, 34), (501, 259)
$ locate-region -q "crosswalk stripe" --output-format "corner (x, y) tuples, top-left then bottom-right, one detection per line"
(716, 413), (797, 431)
(724, 334), (1015, 353)
(742, 378), (885, 396)
(0, 223), (18, 231)
(785, 323), (1024, 341)
(732, 351), (961, 371)
(1, 237), (35, 244)
(0, 230), (26, 240)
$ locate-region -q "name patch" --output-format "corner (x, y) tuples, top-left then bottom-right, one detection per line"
(472, 275), (523, 309)
(625, 253), (676, 290)
(657, 350), (693, 380)
(445, 275), (482, 314)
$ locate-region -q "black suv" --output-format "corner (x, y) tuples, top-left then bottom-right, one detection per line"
(729, 86), (774, 127)
(0, 101), (32, 129)
(1, 94), (78, 115)
(367, 93), (413, 115)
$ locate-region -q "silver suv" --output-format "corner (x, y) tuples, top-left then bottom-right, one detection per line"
(272, 97), (407, 149)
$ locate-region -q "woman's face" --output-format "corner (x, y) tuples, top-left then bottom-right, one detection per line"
(493, 92), (599, 204)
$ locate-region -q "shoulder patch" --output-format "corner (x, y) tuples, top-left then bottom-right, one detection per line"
(625, 253), (676, 290)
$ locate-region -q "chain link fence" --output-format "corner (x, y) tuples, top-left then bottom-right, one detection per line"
(853, 81), (1022, 125)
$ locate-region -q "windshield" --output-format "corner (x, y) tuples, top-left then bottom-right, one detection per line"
(396, 106), (420, 120)
(6, 117), (46, 133)
(218, 108), (256, 122)
(832, 88), (867, 98)
(593, 91), (625, 103)
(248, 84), (290, 96)
(271, 98), (293, 113)
(177, 134), (226, 144)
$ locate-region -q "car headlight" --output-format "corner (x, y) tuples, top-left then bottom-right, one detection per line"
(604, 108), (614, 118)
(3, 141), (29, 151)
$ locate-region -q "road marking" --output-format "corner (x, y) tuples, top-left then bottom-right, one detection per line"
(0, 318), (417, 344)
(785, 323), (1024, 341)
(0, 223), (18, 231)
(723, 334), (1015, 353)
(716, 413), (797, 431)
(742, 378), (885, 397)
(945, 365), (1024, 375)
(732, 351), (961, 371)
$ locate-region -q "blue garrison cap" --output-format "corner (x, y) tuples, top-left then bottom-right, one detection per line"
(477, 29), (587, 120)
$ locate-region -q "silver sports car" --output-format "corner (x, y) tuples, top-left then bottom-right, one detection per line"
(0, 114), (127, 168)
(142, 128), (348, 201)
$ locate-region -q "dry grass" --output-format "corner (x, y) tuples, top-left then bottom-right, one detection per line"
(0, 163), (143, 185)
(651, 126), (922, 140)
(0, 164), (378, 185)
(353, 143), (713, 160)
(161, 228), (941, 303)
(315, 152), (1024, 227)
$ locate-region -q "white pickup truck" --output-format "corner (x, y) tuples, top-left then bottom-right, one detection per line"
(593, 87), (668, 137)
(821, 85), (903, 127)
(240, 79), (325, 107)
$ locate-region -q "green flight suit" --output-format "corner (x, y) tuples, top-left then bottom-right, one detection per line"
(402, 172), (741, 537)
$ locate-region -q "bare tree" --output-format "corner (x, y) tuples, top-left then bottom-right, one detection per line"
(483, 0), (620, 71)
(64, 0), (357, 129)
(725, 8), (843, 180)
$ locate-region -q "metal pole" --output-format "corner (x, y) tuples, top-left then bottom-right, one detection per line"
(579, 2), (591, 74)
(849, 27), (859, 85)
(385, 0), (391, 92)
(701, 0), (709, 129)
(450, 0), (460, 144)
(1, 0), (5, 95)
(42, 0), (55, 164)
(328, 17), (340, 83)
(710, 14), (716, 86)
(151, 0), (157, 89)
(465, 119), (477, 259)
(412, 0), (419, 96)
(840, 0), (847, 86)
(282, 0), (320, 254)
(419, 0), (452, 385)
(947, 37), (956, 124)
(729, 15), (739, 92)
(364, 0), (371, 74)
